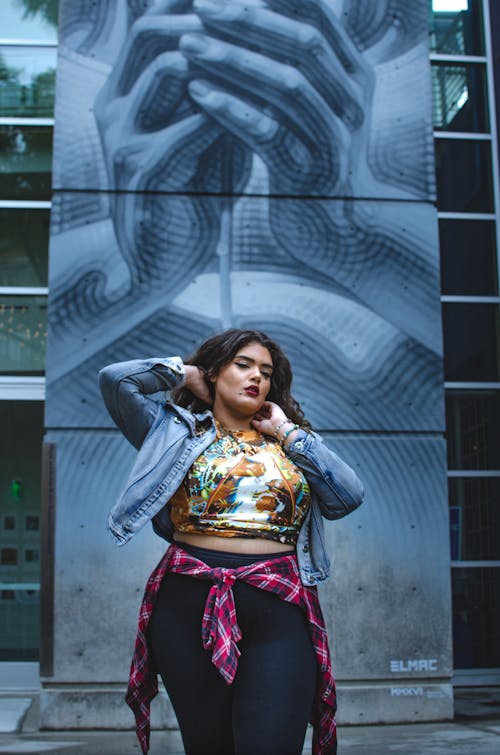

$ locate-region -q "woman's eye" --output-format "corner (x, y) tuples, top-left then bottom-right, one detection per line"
(234, 362), (271, 378)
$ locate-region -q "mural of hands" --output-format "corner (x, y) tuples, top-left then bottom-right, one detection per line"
(181, 0), (370, 196)
(48, 0), (441, 434)
(95, 0), (373, 197)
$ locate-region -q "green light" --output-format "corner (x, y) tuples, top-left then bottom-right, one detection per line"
(10, 479), (23, 499)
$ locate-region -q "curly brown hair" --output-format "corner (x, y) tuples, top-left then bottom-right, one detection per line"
(171, 329), (311, 430)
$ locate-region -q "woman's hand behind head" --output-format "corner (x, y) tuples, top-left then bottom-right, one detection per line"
(184, 365), (213, 406)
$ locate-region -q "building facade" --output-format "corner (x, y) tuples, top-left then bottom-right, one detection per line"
(0, 0), (499, 726)
(1, 0), (56, 691)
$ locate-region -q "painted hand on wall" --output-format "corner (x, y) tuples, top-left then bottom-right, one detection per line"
(49, 0), (439, 416)
(182, 0), (373, 196)
(91, 0), (381, 314)
(94, 0), (374, 198)
(93, 2), (228, 272)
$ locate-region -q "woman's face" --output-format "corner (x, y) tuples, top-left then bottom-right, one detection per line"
(211, 341), (273, 426)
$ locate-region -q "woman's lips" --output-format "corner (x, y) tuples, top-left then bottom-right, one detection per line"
(244, 386), (259, 397)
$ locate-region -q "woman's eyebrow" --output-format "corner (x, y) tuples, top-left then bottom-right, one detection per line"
(235, 354), (273, 370)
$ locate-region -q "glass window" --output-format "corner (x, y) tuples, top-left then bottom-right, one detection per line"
(439, 220), (498, 295)
(449, 478), (500, 560)
(3, 515), (16, 530)
(0, 126), (53, 200)
(25, 515), (39, 531)
(1, 0), (58, 42)
(442, 304), (500, 381)
(452, 567), (500, 668)
(1, 548), (18, 565)
(0, 208), (50, 286)
(0, 46), (56, 117)
(435, 139), (494, 212)
(446, 390), (500, 469)
(432, 63), (489, 132)
(0, 295), (47, 374)
(429, 0), (484, 56)
(0, 400), (43, 661)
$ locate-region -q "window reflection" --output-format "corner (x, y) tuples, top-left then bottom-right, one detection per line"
(0, 209), (50, 286)
(446, 391), (500, 470)
(442, 304), (500, 381)
(435, 139), (494, 212)
(452, 568), (500, 669)
(429, 0), (484, 55)
(0, 47), (56, 117)
(2, 0), (58, 42)
(432, 63), (488, 133)
(449, 478), (500, 560)
(1, 548), (18, 565)
(440, 220), (497, 296)
(0, 126), (53, 200)
(0, 295), (47, 374)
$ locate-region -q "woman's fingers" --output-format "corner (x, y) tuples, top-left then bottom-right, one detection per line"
(185, 365), (213, 405)
(252, 401), (289, 435)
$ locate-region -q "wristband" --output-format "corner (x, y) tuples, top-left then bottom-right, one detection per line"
(282, 424), (299, 444)
(273, 419), (290, 439)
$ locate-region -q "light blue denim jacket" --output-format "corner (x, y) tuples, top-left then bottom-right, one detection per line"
(99, 357), (365, 585)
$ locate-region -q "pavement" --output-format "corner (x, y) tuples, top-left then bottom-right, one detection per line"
(0, 689), (500, 754)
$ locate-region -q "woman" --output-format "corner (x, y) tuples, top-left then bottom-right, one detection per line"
(99, 329), (364, 755)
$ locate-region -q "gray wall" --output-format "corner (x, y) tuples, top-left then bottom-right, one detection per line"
(42, 0), (452, 729)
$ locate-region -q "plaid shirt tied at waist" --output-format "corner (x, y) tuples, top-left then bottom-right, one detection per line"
(126, 543), (337, 754)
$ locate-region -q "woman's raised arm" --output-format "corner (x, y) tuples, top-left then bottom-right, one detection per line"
(98, 357), (186, 449)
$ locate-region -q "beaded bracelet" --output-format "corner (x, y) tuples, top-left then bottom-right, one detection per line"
(282, 424), (299, 444)
(273, 419), (290, 439)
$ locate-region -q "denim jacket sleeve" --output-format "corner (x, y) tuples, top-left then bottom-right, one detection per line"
(98, 357), (185, 449)
(285, 429), (364, 519)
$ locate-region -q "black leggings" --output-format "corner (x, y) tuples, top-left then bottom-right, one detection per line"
(148, 544), (317, 755)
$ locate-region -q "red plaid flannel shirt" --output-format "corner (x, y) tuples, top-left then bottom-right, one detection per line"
(126, 543), (337, 754)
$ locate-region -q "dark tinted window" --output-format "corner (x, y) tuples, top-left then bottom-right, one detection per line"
(435, 139), (494, 212)
(440, 220), (497, 295)
(446, 391), (500, 469)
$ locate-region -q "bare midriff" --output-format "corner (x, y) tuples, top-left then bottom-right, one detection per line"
(173, 532), (293, 554)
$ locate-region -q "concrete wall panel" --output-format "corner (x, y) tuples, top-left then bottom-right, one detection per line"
(46, 432), (150, 682)
(319, 436), (451, 682)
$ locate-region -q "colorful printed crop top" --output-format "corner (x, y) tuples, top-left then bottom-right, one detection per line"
(169, 424), (311, 546)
